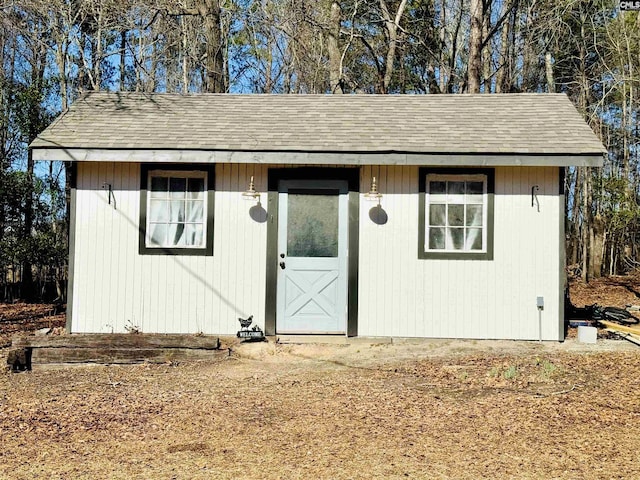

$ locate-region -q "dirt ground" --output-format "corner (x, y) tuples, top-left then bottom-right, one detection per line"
(0, 303), (65, 348)
(1, 276), (640, 479)
(568, 270), (640, 309)
(1, 340), (640, 479)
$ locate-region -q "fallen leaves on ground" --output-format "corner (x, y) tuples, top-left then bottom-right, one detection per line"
(0, 303), (66, 347)
(2, 294), (640, 479)
(1, 346), (639, 479)
(569, 270), (640, 308)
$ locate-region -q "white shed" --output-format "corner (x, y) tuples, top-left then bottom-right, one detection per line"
(31, 93), (605, 340)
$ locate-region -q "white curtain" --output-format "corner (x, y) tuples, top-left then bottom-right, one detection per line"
(148, 175), (205, 247)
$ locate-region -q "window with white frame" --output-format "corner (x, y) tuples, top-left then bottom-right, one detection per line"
(419, 168), (493, 260)
(147, 171), (207, 248)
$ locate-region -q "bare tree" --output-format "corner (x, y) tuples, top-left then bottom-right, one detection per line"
(467, 0), (483, 93)
(328, 1), (343, 93)
(378, 0), (408, 93)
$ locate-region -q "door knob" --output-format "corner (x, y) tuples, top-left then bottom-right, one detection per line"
(280, 253), (285, 258)
(279, 261), (286, 270)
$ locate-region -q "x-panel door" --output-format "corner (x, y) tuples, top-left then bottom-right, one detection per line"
(276, 180), (349, 334)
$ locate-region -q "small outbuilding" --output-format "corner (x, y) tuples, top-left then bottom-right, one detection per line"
(31, 93), (605, 340)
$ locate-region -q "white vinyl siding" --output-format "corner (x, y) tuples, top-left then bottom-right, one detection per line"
(69, 162), (563, 340)
(70, 162), (268, 335)
(358, 165), (563, 341)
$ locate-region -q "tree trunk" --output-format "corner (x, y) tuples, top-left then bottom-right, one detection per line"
(54, 43), (68, 110)
(438, 0), (447, 93)
(521, 6), (536, 92)
(182, 17), (189, 93)
(481, 2), (492, 92)
(545, 50), (555, 93)
(589, 214), (605, 278)
(168, 1), (226, 93)
(22, 148), (35, 300)
(379, 0), (408, 94)
(92, 7), (102, 90)
(581, 169), (590, 283)
(495, 0), (513, 94)
(328, 1), (343, 93)
(198, 0), (225, 93)
(467, 0), (483, 93)
(120, 30), (127, 91)
(23, 43), (47, 300)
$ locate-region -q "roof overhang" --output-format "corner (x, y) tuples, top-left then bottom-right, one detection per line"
(31, 147), (604, 167)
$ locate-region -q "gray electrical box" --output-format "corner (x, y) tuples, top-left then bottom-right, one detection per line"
(536, 296), (544, 309)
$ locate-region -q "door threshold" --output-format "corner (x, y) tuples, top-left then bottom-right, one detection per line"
(276, 334), (349, 345)
(275, 335), (394, 345)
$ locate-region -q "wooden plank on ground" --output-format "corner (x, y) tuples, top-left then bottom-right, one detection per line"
(12, 333), (227, 350)
(599, 320), (640, 336)
(31, 347), (230, 365)
(604, 329), (640, 346)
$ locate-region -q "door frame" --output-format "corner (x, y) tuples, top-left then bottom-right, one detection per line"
(265, 167), (360, 336)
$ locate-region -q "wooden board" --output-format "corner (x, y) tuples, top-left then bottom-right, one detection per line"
(599, 320), (640, 336)
(604, 329), (640, 346)
(30, 347), (230, 365)
(12, 333), (227, 350)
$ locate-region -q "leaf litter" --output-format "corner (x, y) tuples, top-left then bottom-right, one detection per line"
(1, 340), (640, 479)
(1, 285), (640, 479)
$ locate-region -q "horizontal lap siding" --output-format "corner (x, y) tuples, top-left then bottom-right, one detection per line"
(71, 162), (268, 334)
(358, 166), (562, 340)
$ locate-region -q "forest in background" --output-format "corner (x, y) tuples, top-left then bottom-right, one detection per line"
(0, 0), (637, 301)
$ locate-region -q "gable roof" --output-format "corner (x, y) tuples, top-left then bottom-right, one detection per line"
(31, 92), (605, 166)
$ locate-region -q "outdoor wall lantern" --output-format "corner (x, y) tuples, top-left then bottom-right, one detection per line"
(364, 176), (383, 205)
(243, 175), (267, 222)
(242, 175), (260, 202)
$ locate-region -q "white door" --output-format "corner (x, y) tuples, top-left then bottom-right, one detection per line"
(276, 180), (349, 334)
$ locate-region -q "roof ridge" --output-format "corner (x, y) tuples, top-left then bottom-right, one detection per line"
(81, 91), (567, 98)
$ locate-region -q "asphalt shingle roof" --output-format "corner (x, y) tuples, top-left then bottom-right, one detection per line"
(31, 92), (605, 155)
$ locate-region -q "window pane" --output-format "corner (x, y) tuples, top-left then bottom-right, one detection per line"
(287, 193), (338, 257)
(448, 181), (464, 194)
(466, 205), (483, 226)
(146, 171), (208, 250)
(466, 181), (484, 195)
(429, 181), (446, 204)
(428, 227), (445, 250)
(447, 184), (464, 203)
(448, 204), (464, 226)
(150, 177), (168, 198)
(184, 224), (203, 247)
(429, 204), (446, 226)
(186, 200), (204, 223)
(170, 200), (185, 222)
(170, 223), (185, 246)
(429, 181), (446, 194)
(446, 228), (464, 250)
(150, 224), (167, 246)
(169, 178), (186, 198)
(467, 181), (484, 203)
(424, 173), (489, 254)
(149, 200), (169, 222)
(466, 228), (483, 250)
(188, 178), (205, 199)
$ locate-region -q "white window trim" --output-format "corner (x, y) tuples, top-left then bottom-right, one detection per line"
(424, 173), (488, 253)
(145, 169), (209, 250)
